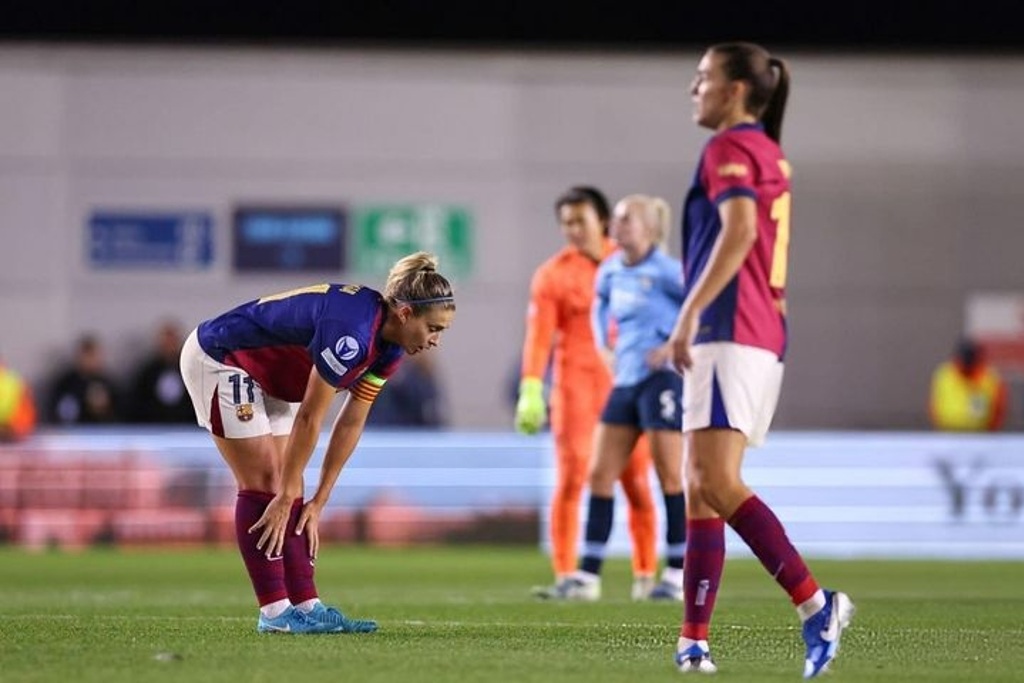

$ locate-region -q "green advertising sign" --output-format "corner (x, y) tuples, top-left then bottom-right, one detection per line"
(352, 204), (473, 278)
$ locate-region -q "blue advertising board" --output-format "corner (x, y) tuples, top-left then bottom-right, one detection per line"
(88, 211), (214, 270)
(232, 206), (346, 272)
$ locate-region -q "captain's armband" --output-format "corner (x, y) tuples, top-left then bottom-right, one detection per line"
(350, 372), (387, 403)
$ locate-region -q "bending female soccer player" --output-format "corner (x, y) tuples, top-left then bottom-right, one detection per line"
(180, 252), (455, 634)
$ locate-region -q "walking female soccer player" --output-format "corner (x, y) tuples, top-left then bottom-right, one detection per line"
(180, 252), (455, 634)
(556, 194), (688, 602)
(667, 43), (854, 677)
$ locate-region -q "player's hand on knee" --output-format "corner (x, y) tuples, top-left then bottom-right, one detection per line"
(249, 493), (292, 559)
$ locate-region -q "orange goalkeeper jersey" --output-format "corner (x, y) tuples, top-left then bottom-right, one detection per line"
(521, 238), (618, 383)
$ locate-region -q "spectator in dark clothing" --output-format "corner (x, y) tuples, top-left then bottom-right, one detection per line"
(46, 334), (123, 424)
(129, 319), (195, 424)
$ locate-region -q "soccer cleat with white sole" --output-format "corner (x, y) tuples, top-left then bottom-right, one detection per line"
(647, 579), (684, 602)
(305, 602), (379, 633)
(631, 575), (656, 601)
(531, 573), (601, 601)
(802, 589), (855, 678)
(675, 640), (717, 674)
(257, 605), (339, 634)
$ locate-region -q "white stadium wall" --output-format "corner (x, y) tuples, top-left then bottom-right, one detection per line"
(2, 45), (1024, 429)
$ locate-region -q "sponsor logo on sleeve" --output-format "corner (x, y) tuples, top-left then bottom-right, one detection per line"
(716, 162), (749, 178)
(320, 347), (348, 376)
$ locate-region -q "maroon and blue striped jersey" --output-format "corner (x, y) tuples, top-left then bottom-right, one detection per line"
(196, 284), (402, 402)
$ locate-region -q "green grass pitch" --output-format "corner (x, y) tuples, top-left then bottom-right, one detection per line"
(2, 546), (1022, 682)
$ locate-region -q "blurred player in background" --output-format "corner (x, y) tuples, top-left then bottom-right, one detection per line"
(667, 43), (853, 677)
(180, 252), (455, 634)
(552, 194), (687, 602)
(516, 186), (659, 600)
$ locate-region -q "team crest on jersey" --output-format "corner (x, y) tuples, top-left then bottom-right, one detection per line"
(335, 336), (360, 361)
(235, 404), (254, 422)
(717, 162), (749, 178)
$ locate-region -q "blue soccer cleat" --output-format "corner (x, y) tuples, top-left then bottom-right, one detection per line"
(257, 605), (341, 634)
(802, 590), (855, 678)
(305, 602), (379, 633)
(675, 639), (717, 674)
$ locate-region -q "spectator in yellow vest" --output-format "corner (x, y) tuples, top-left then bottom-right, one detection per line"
(929, 339), (1008, 431)
(0, 357), (37, 442)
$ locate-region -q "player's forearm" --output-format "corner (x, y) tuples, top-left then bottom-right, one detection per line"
(312, 399), (368, 505)
(521, 318), (556, 379)
(280, 415), (321, 498)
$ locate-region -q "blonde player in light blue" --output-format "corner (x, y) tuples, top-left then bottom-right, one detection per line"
(549, 194), (688, 601)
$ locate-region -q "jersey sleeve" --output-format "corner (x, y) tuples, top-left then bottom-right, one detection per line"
(591, 261), (613, 351)
(520, 264), (558, 380)
(702, 135), (758, 204)
(311, 319), (368, 388)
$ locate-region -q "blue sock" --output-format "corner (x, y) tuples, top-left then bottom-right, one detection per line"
(664, 492), (687, 570)
(580, 495), (614, 575)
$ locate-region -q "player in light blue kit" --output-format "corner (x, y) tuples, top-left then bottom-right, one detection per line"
(550, 194), (687, 601)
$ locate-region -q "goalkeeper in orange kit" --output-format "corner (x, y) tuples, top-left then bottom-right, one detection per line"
(517, 186), (658, 600)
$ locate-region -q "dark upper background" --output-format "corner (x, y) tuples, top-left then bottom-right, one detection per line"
(3, 1), (1022, 53)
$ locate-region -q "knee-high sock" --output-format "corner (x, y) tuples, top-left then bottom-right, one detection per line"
(284, 499), (319, 604)
(680, 517), (725, 641)
(663, 492), (687, 570)
(727, 495), (819, 606)
(579, 495), (614, 575)
(235, 490), (288, 606)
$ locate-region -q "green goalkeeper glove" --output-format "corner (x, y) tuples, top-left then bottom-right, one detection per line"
(514, 377), (547, 435)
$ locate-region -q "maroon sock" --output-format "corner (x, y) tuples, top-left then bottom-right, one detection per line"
(235, 490), (288, 606)
(728, 495), (819, 605)
(284, 499), (319, 604)
(680, 517), (725, 641)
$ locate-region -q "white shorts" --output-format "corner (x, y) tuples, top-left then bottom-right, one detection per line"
(682, 342), (784, 448)
(179, 329), (298, 439)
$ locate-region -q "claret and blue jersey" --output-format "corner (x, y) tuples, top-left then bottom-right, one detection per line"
(196, 284), (402, 402)
(682, 122), (792, 358)
(592, 247), (685, 387)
